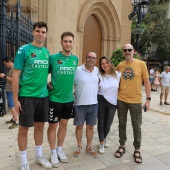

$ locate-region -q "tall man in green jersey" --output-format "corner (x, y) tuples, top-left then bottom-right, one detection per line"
(12, 22), (52, 170)
(47, 32), (78, 165)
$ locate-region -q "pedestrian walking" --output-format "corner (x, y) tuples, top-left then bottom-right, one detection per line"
(159, 66), (170, 105)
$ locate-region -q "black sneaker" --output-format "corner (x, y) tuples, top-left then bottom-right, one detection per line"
(9, 122), (19, 129)
(5, 119), (14, 124)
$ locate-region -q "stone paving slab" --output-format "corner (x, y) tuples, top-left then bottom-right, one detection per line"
(0, 86), (170, 170)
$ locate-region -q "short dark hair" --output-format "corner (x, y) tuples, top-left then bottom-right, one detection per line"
(2, 57), (12, 63)
(61, 32), (74, 40)
(86, 51), (97, 58)
(33, 22), (48, 32)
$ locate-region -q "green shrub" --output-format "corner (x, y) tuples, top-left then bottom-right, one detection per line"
(111, 48), (141, 67)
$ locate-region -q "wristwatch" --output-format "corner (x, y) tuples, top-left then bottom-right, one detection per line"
(146, 97), (151, 101)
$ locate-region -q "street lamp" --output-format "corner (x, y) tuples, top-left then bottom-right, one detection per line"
(146, 42), (151, 54)
(146, 42), (151, 68)
(129, 0), (149, 52)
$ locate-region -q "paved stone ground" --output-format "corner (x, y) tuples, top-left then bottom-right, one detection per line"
(0, 86), (170, 170)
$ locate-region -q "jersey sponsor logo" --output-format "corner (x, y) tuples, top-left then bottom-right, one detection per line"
(31, 53), (36, 57)
(58, 67), (76, 74)
(57, 60), (62, 64)
(34, 60), (48, 64)
(32, 60), (49, 69)
(122, 67), (135, 80)
(60, 67), (75, 71)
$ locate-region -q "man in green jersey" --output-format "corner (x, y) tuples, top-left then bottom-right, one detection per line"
(12, 22), (52, 170)
(47, 32), (78, 164)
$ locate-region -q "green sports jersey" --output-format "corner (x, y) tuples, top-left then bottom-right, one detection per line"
(14, 43), (50, 98)
(49, 51), (78, 103)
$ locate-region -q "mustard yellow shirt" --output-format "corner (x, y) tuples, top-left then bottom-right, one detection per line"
(116, 59), (149, 103)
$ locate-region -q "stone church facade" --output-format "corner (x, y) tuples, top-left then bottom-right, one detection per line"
(8, 0), (132, 65)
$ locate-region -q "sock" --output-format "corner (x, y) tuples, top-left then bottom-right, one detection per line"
(20, 150), (27, 165)
(51, 149), (57, 155)
(36, 145), (43, 157)
(57, 146), (62, 151)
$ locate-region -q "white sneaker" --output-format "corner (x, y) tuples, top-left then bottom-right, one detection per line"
(51, 153), (59, 167)
(104, 140), (109, 148)
(56, 149), (68, 163)
(35, 155), (52, 169)
(98, 144), (104, 154)
(20, 162), (30, 170)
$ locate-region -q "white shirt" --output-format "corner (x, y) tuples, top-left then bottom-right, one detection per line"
(149, 69), (155, 78)
(74, 64), (99, 105)
(98, 71), (121, 105)
(160, 71), (170, 86)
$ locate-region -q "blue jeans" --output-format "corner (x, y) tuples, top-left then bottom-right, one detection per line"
(6, 91), (14, 108)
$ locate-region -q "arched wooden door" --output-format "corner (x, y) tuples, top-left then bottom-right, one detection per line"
(82, 14), (102, 67)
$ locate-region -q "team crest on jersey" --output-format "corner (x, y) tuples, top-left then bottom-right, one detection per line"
(73, 61), (77, 65)
(57, 60), (62, 64)
(122, 67), (135, 80)
(31, 53), (36, 58)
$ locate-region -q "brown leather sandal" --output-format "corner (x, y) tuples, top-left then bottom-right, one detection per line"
(115, 146), (126, 158)
(133, 150), (142, 163)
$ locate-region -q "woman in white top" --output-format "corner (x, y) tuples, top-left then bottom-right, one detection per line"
(98, 56), (121, 154)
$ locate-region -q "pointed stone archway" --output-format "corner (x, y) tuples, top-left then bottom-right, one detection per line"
(77, 0), (121, 64)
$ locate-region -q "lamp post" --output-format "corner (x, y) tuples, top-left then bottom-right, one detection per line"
(129, 0), (149, 52)
(146, 42), (151, 69)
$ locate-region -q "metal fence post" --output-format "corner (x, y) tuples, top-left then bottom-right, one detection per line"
(0, 0), (8, 73)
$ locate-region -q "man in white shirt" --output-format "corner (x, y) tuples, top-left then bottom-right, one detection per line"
(73, 51), (99, 158)
(159, 66), (170, 105)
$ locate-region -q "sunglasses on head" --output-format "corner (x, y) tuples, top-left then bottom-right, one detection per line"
(123, 49), (133, 52)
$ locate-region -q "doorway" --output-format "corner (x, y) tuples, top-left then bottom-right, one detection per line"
(82, 14), (102, 67)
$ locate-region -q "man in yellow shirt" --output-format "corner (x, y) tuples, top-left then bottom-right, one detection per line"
(115, 44), (151, 163)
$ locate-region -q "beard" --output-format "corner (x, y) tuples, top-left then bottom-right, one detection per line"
(63, 47), (72, 53)
(125, 54), (132, 60)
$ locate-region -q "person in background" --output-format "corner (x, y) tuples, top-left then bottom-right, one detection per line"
(97, 56), (121, 154)
(149, 66), (156, 91)
(12, 22), (52, 170)
(0, 57), (19, 129)
(153, 68), (160, 91)
(159, 66), (170, 105)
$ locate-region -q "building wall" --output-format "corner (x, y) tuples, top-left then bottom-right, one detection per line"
(7, 0), (132, 64)
(44, 0), (132, 63)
